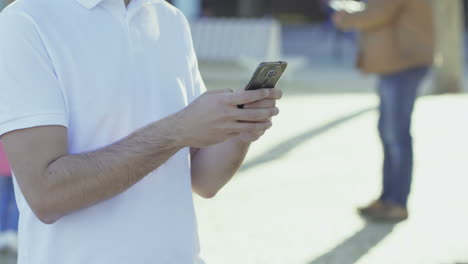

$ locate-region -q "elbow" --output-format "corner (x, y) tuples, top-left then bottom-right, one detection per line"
(29, 197), (62, 225)
(193, 185), (219, 199)
(37, 213), (60, 225)
(20, 169), (65, 225)
(198, 190), (218, 199)
(34, 206), (61, 225)
(37, 216), (58, 225)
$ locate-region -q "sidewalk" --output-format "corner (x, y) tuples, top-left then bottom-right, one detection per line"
(195, 93), (468, 264)
(0, 251), (15, 263)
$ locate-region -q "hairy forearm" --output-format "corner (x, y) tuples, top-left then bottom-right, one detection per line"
(191, 137), (250, 198)
(39, 116), (183, 223)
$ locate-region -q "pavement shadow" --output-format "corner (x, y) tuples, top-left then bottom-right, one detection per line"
(0, 252), (16, 264)
(240, 106), (376, 172)
(307, 221), (396, 264)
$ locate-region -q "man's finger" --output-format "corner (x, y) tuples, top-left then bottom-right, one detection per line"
(234, 107), (279, 122)
(267, 88), (283, 100)
(229, 89), (276, 106)
(243, 99), (276, 109)
(234, 121), (272, 133)
(206, 88), (234, 95)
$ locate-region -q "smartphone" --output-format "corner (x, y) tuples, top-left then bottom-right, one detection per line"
(238, 61), (287, 108)
(245, 61), (288, 91)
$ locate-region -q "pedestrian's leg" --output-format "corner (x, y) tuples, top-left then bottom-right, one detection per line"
(386, 67), (428, 206)
(5, 178), (18, 231)
(0, 177), (10, 232)
(378, 67), (428, 207)
(377, 75), (399, 203)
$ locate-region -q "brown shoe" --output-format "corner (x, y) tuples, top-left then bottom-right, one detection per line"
(358, 200), (409, 222)
(358, 200), (386, 216)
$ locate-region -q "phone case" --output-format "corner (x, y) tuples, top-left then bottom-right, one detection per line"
(245, 61), (288, 91)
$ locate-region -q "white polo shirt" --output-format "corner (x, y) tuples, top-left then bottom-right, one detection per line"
(0, 0), (206, 263)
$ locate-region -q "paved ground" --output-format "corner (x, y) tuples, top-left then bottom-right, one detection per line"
(0, 251), (16, 263)
(194, 90), (468, 264)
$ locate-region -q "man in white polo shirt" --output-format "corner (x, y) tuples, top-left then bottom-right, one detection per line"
(0, 0), (282, 263)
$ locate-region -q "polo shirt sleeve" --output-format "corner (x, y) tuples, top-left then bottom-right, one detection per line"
(177, 10), (207, 104)
(0, 11), (68, 137)
(189, 49), (207, 102)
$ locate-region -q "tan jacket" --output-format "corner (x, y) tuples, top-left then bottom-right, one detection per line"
(342, 0), (434, 74)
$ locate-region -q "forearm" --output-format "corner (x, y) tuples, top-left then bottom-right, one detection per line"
(38, 115), (183, 223)
(191, 137), (250, 198)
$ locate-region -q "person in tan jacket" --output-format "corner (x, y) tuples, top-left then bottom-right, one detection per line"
(333, 0), (434, 222)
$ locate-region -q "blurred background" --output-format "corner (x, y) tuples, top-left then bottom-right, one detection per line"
(1, 0), (468, 263)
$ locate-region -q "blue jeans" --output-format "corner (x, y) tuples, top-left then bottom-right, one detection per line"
(378, 67), (429, 208)
(0, 176), (19, 231)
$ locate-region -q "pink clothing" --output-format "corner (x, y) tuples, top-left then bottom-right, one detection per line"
(0, 142), (11, 176)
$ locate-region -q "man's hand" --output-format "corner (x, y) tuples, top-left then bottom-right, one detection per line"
(188, 87), (282, 198)
(177, 88), (282, 148)
(236, 88), (282, 143)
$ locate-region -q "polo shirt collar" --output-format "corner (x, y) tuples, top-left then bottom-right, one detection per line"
(75, 0), (155, 10)
(75, 0), (104, 9)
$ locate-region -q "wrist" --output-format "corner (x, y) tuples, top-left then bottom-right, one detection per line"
(147, 113), (188, 150)
(230, 135), (252, 147)
(165, 110), (192, 149)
